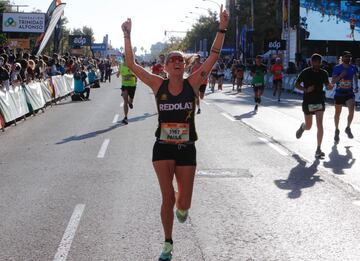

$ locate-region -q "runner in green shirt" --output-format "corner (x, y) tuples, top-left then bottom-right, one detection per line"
(250, 55), (268, 112)
(117, 55), (137, 124)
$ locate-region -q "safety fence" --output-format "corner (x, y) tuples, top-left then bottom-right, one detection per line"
(0, 67), (119, 132)
(0, 74), (74, 131)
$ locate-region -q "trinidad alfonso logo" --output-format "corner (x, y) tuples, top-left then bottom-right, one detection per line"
(5, 17), (16, 27)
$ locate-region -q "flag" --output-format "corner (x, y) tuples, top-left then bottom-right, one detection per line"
(32, 0), (64, 55)
(36, 3), (66, 56)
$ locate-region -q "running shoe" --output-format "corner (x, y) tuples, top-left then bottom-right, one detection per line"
(197, 108), (201, 114)
(158, 242), (173, 261)
(345, 127), (354, 139)
(334, 129), (340, 143)
(315, 148), (325, 158)
(129, 103), (133, 109)
(122, 117), (128, 125)
(254, 104), (258, 112)
(296, 123), (305, 139)
(175, 209), (188, 223)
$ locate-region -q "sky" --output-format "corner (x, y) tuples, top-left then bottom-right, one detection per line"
(16, 0), (223, 54)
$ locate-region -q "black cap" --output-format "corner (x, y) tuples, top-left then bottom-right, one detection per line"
(343, 51), (352, 57)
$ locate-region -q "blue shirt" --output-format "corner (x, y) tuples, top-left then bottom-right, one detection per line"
(74, 78), (84, 93)
(88, 70), (96, 83)
(332, 64), (357, 96)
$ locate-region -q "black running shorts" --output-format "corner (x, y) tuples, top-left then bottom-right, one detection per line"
(253, 84), (265, 93)
(302, 102), (325, 115)
(334, 95), (355, 106)
(121, 86), (136, 99)
(152, 141), (197, 166)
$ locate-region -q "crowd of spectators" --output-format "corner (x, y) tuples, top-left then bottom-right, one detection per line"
(0, 47), (116, 92)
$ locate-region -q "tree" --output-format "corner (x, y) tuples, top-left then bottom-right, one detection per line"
(180, 11), (219, 53)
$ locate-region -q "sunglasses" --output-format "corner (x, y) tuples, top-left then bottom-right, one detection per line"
(167, 56), (184, 63)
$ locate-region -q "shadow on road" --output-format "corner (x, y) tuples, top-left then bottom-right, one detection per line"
(56, 113), (156, 144)
(323, 145), (356, 175)
(234, 110), (257, 120)
(274, 154), (323, 199)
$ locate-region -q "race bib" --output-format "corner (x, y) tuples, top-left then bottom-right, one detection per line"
(339, 80), (352, 89)
(308, 104), (323, 112)
(123, 75), (133, 81)
(160, 123), (190, 144)
(254, 83), (263, 87)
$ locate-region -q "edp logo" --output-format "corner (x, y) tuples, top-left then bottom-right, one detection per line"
(268, 41), (281, 50)
(74, 37), (87, 45)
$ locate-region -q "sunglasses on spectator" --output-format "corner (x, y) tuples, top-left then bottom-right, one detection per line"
(167, 56), (184, 63)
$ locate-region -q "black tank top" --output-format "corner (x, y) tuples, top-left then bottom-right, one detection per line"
(155, 79), (198, 143)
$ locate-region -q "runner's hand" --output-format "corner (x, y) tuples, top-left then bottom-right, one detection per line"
(219, 4), (229, 30)
(121, 18), (132, 36)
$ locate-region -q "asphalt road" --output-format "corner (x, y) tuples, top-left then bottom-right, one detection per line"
(1, 77), (360, 261)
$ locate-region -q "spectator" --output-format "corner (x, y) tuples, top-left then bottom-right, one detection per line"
(105, 60), (112, 82)
(26, 59), (35, 83)
(10, 63), (22, 86)
(0, 56), (10, 91)
(73, 66), (90, 100)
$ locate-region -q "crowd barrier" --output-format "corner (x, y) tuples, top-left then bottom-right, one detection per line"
(0, 66), (119, 131)
(0, 74), (74, 130)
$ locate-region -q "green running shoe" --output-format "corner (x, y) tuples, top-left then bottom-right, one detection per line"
(158, 242), (173, 261)
(176, 209), (188, 223)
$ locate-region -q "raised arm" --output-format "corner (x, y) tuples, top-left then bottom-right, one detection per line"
(121, 19), (163, 94)
(188, 5), (229, 92)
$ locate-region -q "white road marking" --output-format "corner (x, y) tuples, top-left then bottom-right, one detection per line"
(258, 137), (288, 156)
(353, 200), (360, 207)
(53, 204), (86, 261)
(112, 114), (119, 124)
(120, 102), (124, 107)
(203, 100), (210, 105)
(97, 139), (110, 158)
(221, 112), (236, 122)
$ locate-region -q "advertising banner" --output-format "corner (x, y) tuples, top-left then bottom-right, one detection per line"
(69, 35), (92, 47)
(6, 38), (30, 49)
(2, 12), (45, 33)
(91, 43), (107, 51)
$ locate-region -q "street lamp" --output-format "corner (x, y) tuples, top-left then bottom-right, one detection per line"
(180, 20), (192, 25)
(195, 6), (210, 11)
(202, 0), (221, 9)
(189, 11), (202, 16)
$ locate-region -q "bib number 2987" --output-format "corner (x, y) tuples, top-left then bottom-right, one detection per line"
(160, 123), (190, 144)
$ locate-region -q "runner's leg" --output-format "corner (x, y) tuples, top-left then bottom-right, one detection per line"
(334, 104), (342, 130)
(122, 90), (129, 119)
(346, 98), (355, 128)
(153, 160), (176, 240)
(315, 111), (324, 148)
(174, 166), (196, 212)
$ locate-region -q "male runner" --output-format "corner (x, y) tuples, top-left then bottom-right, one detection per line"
(250, 55), (267, 111)
(152, 54), (167, 78)
(295, 53), (333, 158)
(271, 57), (284, 102)
(332, 51), (359, 143)
(117, 55), (137, 124)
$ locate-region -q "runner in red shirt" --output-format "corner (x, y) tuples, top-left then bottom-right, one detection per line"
(271, 57), (284, 102)
(151, 54), (167, 78)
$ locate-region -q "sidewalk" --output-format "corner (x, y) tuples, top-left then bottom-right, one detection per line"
(204, 83), (360, 192)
